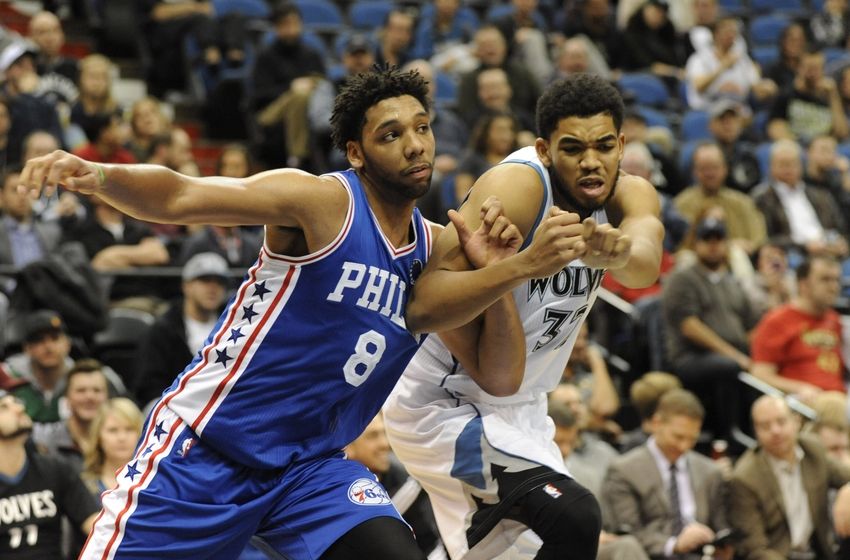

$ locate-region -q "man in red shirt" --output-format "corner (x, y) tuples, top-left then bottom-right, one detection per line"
(72, 109), (136, 164)
(751, 255), (846, 403)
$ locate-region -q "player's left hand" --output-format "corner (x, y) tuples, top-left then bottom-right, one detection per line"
(579, 217), (631, 269)
(450, 196), (523, 269)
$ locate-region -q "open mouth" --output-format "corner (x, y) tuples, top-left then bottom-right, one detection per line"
(577, 176), (605, 194)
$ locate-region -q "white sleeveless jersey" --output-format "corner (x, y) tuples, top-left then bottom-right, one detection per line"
(405, 146), (607, 404)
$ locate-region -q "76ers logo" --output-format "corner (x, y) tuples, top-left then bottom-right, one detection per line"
(347, 478), (391, 506)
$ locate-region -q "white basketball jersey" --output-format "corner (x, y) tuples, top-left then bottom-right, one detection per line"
(407, 147), (607, 404)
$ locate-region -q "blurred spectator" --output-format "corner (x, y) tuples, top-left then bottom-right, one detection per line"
(0, 40), (63, 165)
(32, 358), (108, 471)
(63, 196), (169, 302)
(561, 323), (621, 425)
(454, 111), (521, 204)
(80, 397), (143, 496)
(550, 36), (611, 82)
(375, 8), (415, 69)
(145, 127), (199, 176)
(618, 371), (682, 453)
(806, 391), (850, 467)
(550, 402), (649, 560)
(675, 204), (755, 281)
(662, 216), (760, 439)
(27, 11), (78, 107)
(21, 128), (59, 163)
(252, 2), (325, 169)
(810, 0), (849, 50)
(683, 0), (740, 55)
(345, 414), (444, 557)
(618, 0), (693, 33)
(751, 139), (850, 260)
(707, 100), (762, 191)
(750, 256), (846, 402)
(410, 0), (477, 73)
(69, 54), (118, 144)
(728, 395), (850, 560)
(805, 133), (850, 219)
(471, 67), (535, 138)
(133, 252), (228, 406)
(0, 167), (62, 272)
(767, 49), (849, 143)
(0, 97), (8, 167)
(838, 65), (850, 119)
(550, 382), (620, 483)
(741, 240), (797, 317)
(140, 0), (245, 96)
(620, 110), (681, 194)
(684, 16), (776, 110)
(602, 389), (733, 559)
(490, 0), (552, 88)
(127, 96), (170, 163)
(561, 0), (622, 70)
(674, 142), (766, 256)
(765, 23), (808, 93)
(456, 25), (540, 130)
(0, 390), (99, 560)
(72, 108), (135, 164)
(621, 0), (686, 82)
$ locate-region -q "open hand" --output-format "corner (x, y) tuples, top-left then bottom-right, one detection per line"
(451, 196), (523, 269)
(20, 150), (104, 198)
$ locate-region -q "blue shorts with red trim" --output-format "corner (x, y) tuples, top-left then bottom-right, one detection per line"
(79, 406), (405, 560)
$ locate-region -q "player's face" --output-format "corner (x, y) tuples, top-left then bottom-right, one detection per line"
(651, 413), (701, 464)
(0, 395), (32, 440)
(99, 412), (140, 465)
(536, 114), (624, 218)
(67, 372), (108, 422)
(350, 95), (435, 203)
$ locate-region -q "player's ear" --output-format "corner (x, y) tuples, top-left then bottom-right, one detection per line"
(346, 140), (364, 169)
(535, 138), (551, 167)
(617, 132), (625, 161)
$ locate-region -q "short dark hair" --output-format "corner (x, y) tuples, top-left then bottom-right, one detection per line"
(66, 358), (107, 393)
(796, 255), (840, 281)
(535, 73), (625, 140)
(330, 65), (430, 153)
(270, 2), (300, 24)
(655, 388), (705, 421)
(82, 108), (123, 143)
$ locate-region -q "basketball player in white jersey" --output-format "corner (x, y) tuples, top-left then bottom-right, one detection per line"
(385, 73), (665, 559)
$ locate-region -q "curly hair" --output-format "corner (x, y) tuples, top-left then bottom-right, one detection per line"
(330, 65), (430, 154)
(535, 73), (625, 140)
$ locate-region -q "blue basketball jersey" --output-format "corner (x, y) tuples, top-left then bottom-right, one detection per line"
(157, 170), (432, 469)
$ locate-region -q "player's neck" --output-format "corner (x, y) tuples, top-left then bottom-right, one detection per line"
(0, 444), (25, 477)
(361, 184), (417, 249)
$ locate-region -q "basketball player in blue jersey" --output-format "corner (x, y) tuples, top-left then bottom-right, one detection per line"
(19, 67), (596, 560)
(385, 74), (666, 559)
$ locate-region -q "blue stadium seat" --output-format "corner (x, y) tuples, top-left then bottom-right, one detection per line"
(749, 0), (803, 13)
(751, 45), (779, 68)
(678, 139), (702, 182)
(749, 14), (791, 47)
(636, 105), (672, 131)
(333, 31), (378, 59)
(755, 141), (772, 178)
(348, 0), (394, 31)
(418, 4), (480, 32)
(212, 0), (269, 18)
(617, 73), (670, 107)
(681, 110), (712, 142)
(485, 4), (547, 29)
(824, 47), (850, 66)
(717, 0), (750, 16)
(292, 0), (343, 33)
(837, 142), (850, 161)
(435, 71), (458, 107)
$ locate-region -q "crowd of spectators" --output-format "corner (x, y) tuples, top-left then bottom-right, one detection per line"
(0, 0), (849, 558)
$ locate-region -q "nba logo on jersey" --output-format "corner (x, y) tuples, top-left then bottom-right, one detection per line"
(347, 478), (391, 506)
(178, 437), (196, 458)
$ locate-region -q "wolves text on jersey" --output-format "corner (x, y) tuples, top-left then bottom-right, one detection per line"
(326, 261), (408, 329)
(526, 265), (604, 303)
(0, 491), (57, 526)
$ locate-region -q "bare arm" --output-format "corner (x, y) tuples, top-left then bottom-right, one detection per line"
(750, 361), (822, 399)
(585, 344), (620, 419)
(582, 174), (664, 288)
(20, 151), (348, 241)
(151, 1), (212, 21)
(406, 164), (588, 334)
(90, 237), (170, 270)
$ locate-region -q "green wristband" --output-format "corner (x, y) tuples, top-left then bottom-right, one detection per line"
(95, 164), (106, 186)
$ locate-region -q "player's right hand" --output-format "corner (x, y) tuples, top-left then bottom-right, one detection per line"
(451, 196), (523, 269)
(19, 150), (104, 198)
(521, 207), (585, 278)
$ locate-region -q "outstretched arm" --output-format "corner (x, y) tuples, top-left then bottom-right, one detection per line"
(19, 151), (347, 232)
(406, 164), (588, 335)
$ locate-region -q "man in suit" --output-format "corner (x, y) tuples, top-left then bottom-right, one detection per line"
(602, 389), (732, 559)
(0, 167), (61, 272)
(728, 395), (850, 559)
